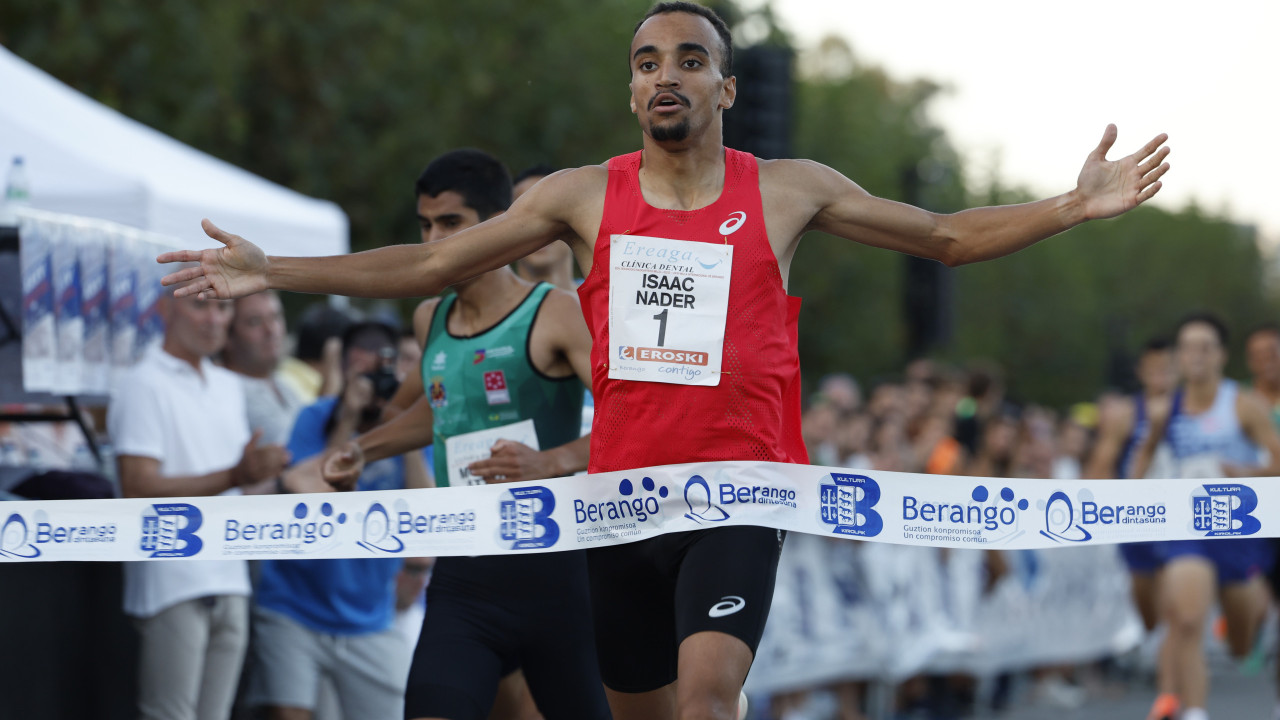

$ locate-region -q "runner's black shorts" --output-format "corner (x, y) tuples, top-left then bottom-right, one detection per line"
(404, 551), (610, 720)
(586, 525), (786, 693)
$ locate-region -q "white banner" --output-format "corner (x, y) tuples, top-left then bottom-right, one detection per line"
(16, 207), (181, 396)
(748, 539), (1141, 690)
(0, 461), (1274, 563)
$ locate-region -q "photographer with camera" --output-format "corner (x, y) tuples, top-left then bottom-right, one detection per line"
(246, 321), (429, 720)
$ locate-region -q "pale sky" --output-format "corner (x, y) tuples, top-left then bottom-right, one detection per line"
(757, 0), (1280, 244)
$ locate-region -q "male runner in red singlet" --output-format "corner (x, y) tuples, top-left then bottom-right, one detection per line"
(159, 4), (1170, 717)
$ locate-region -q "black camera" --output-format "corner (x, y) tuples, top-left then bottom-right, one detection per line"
(362, 367), (401, 401)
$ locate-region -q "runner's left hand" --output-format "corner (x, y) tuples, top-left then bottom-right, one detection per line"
(1075, 124), (1170, 220)
(467, 440), (551, 483)
(282, 456), (331, 494)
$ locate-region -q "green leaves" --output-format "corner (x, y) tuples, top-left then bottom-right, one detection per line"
(2, 4), (1270, 406)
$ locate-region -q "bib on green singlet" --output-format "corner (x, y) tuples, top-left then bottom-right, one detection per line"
(607, 234), (732, 387)
(423, 283), (583, 487)
(444, 419), (540, 487)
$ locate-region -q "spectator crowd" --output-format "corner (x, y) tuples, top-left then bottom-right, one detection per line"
(4, 289), (1280, 720)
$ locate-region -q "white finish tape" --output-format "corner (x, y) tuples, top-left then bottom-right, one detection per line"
(1, 461), (1271, 562)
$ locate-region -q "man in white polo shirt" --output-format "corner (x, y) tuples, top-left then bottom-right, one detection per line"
(109, 287), (289, 720)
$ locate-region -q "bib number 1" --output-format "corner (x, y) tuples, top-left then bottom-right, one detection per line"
(608, 234), (732, 387)
(652, 309), (668, 347)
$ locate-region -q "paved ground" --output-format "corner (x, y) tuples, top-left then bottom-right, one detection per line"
(753, 654), (1276, 719)
(997, 664), (1274, 720)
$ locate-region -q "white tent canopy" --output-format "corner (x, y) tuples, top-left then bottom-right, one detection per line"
(0, 44), (348, 257)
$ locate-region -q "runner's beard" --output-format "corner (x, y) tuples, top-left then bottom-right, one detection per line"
(650, 116), (691, 142)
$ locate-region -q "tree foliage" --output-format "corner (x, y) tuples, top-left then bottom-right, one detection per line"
(3, 3), (1274, 406)
(789, 36), (967, 385)
(786, 35), (1277, 406)
(1, 0), (649, 252)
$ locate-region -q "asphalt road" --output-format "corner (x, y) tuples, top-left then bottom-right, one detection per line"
(997, 663), (1274, 720)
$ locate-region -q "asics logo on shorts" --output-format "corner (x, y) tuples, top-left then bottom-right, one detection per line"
(718, 211), (747, 236)
(708, 595), (746, 618)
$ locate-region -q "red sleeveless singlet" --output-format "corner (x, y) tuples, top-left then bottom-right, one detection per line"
(578, 148), (808, 473)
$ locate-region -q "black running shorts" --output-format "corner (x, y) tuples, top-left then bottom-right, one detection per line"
(404, 551), (611, 720)
(585, 525), (786, 693)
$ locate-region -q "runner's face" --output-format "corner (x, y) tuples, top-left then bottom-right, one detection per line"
(629, 13), (735, 146)
(1246, 331), (1280, 385)
(1176, 322), (1225, 384)
(417, 191), (482, 244)
(1136, 349), (1175, 397)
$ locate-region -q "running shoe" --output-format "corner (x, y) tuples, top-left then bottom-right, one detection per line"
(1146, 692), (1180, 720)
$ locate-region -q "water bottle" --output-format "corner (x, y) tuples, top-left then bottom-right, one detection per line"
(1, 156), (31, 225)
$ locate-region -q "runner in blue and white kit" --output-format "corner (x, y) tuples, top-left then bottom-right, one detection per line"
(1086, 337), (1177, 632)
(1134, 313), (1280, 720)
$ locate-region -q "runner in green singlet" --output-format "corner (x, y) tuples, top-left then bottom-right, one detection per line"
(322, 149), (607, 720)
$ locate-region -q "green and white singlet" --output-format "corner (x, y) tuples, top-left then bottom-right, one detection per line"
(421, 282), (584, 486)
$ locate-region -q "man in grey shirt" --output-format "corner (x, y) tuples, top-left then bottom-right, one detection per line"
(224, 291), (306, 446)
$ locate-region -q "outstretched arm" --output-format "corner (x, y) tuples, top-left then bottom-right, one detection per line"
(794, 125), (1169, 267)
(159, 169), (594, 300)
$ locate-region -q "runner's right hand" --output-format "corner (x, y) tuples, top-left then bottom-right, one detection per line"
(158, 219), (270, 300)
(322, 441), (365, 492)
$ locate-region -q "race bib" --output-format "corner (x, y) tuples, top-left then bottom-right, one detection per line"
(608, 234), (732, 387)
(444, 419), (540, 487)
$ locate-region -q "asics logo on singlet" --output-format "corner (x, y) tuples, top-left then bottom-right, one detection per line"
(1192, 484), (1260, 537)
(718, 211), (747, 236)
(708, 595), (746, 618)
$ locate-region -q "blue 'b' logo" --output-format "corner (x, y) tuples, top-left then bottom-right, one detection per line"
(819, 473), (882, 537)
(500, 486), (559, 550)
(1193, 484), (1261, 537)
(140, 503), (203, 558)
